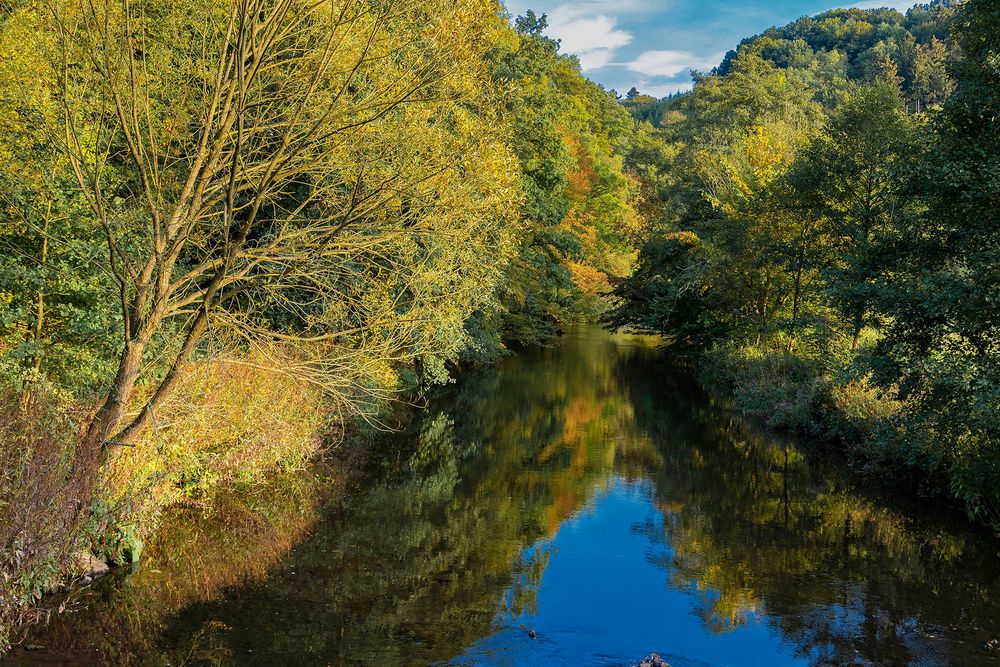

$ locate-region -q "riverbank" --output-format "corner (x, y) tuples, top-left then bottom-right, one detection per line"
(8, 326), (1000, 666)
(0, 357), (368, 651)
(698, 343), (999, 530)
(2, 460), (348, 663)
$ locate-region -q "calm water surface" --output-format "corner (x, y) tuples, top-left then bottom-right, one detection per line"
(12, 326), (1000, 666)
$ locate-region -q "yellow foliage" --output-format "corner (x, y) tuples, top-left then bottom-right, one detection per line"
(567, 261), (612, 297)
(99, 357), (327, 532)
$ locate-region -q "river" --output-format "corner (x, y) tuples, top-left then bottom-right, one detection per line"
(9, 326), (1000, 666)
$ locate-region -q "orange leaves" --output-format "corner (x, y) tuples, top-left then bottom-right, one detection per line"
(563, 133), (599, 203)
(567, 260), (611, 297)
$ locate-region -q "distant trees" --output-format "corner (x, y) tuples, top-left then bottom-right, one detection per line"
(706, 3), (960, 116)
(481, 11), (640, 348)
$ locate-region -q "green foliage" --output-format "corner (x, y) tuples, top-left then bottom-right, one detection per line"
(718, 3), (960, 112)
(605, 232), (723, 351)
(793, 81), (917, 348)
(0, 20), (120, 395)
(611, 1), (999, 528)
(871, 0), (1000, 523)
(478, 11), (642, 351)
(611, 47), (828, 348)
(701, 346), (830, 434)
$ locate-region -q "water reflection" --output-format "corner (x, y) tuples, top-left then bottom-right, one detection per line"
(12, 327), (1000, 666)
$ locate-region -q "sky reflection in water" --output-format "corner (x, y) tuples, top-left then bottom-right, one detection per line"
(12, 326), (1000, 666)
(452, 478), (809, 667)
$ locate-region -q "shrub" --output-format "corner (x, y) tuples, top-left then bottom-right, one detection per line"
(0, 391), (86, 647)
(825, 374), (901, 446)
(0, 353), (329, 646)
(700, 345), (829, 434)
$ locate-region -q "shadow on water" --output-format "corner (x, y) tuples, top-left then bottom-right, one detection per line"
(11, 326), (1000, 666)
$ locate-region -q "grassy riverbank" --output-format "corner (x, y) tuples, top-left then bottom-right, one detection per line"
(0, 360), (338, 648)
(699, 343), (999, 528)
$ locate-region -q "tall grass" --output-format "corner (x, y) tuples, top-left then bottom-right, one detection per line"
(0, 355), (331, 647)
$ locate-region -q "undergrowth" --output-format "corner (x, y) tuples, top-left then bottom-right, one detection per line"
(699, 342), (1000, 529)
(0, 356), (330, 648)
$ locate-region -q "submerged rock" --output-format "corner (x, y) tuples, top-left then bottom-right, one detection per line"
(635, 654), (671, 667)
(74, 551), (109, 578)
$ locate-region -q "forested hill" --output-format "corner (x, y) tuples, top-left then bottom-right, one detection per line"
(623, 1), (958, 124)
(611, 0), (1000, 530)
(719, 2), (958, 108)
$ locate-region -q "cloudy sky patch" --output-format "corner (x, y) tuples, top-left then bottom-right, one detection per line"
(504, 0), (925, 98)
(545, 5), (633, 71)
(626, 50), (729, 78)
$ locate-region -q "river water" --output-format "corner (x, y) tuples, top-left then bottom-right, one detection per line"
(10, 326), (1000, 666)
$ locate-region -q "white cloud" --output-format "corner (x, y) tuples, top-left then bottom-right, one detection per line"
(626, 50), (726, 78)
(505, 0), (664, 20)
(545, 5), (633, 71)
(639, 81), (695, 98)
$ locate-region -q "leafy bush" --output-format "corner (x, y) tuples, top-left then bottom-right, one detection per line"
(0, 355), (328, 646)
(700, 346), (830, 434)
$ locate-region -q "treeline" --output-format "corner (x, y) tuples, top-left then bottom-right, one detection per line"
(611, 0), (1000, 526)
(0, 0), (640, 643)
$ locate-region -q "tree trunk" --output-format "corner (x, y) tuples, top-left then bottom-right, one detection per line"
(67, 340), (146, 516)
(789, 264), (804, 352)
(115, 310), (209, 443)
(851, 311), (863, 351)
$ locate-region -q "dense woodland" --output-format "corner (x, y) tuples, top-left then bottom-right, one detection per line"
(0, 0), (996, 647)
(611, 0), (999, 529)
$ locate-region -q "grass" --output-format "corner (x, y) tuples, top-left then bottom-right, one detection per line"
(698, 340), (1000, 529)
(0, 354), (336, 648)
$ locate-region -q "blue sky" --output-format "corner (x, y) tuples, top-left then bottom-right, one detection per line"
(502, 0), (918, 97)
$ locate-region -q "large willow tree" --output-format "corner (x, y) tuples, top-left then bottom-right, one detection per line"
(7, 0), (520, 500)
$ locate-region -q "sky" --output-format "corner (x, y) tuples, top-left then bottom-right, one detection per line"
(502, 0), (919, 97)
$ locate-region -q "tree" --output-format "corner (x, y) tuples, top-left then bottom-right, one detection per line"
(793, 82), (915, 350)
(911, 36), (955, 111)
(873, 0), (1000, 522)
(31, 0), (519, 504)
(605, 231), (722, 351)
(610, 47), (826, 349)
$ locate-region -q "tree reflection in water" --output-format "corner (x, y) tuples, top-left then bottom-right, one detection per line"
(12, 327), (1000, 666)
